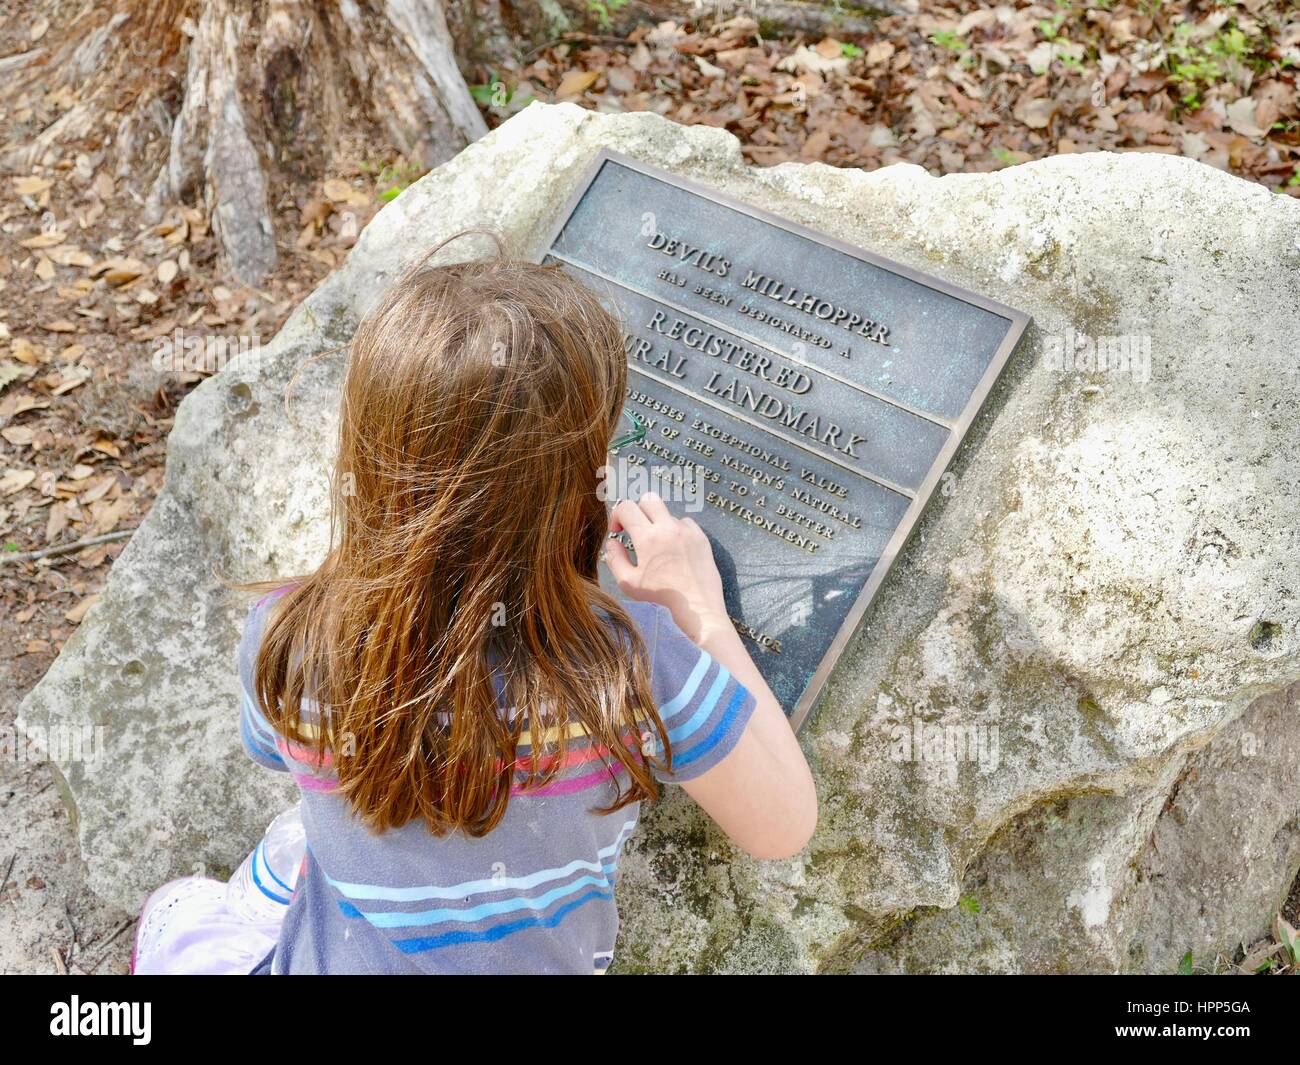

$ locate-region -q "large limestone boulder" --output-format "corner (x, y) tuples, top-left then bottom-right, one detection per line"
(18, 103), (1300, 973)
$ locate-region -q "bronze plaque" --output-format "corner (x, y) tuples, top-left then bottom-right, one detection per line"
(539, 150), (1030, 730)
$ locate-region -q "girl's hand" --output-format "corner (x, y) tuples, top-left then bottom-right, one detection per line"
(604, 493), (729, 645)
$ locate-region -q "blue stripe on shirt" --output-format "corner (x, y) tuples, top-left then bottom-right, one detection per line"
(669, 687), (748, 770)
(344, 866), (620, 929)
(240, 710), (285, 768)
(390, 888), (613, 954)
(326, 820), (638, 902)
(666, 664), (730, 745)
(658, 650), (712, 719)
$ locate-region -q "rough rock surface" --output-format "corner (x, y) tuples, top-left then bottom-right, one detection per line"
(18, 103), (1300, 972)
(853, 681), (1300, 973)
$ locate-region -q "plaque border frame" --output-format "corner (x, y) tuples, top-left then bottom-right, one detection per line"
(536, 148), (1031, 731)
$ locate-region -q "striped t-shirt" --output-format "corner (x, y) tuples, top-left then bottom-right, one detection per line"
(238, 590), (755, 974)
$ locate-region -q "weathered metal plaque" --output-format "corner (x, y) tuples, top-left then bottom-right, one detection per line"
(539, 150), (1029, 730)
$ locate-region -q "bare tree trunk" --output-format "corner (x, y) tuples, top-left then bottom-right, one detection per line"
(2, 1), (896, 285)
(3, 0), (491, 286)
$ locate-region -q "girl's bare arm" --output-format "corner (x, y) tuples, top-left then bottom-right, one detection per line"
(606, 495), (817, 860)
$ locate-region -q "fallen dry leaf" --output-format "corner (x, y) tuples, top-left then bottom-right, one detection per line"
(1015, 97), (1058, 130)
(1225, 97), (1267, 139)
(866, 41), (895, 66)
(50, 370), (91, 395)
(91, 256), (145, 285)
(46, 500), (68, 541)
(0, 362), (28, 393)
(1, 469), (36, 495)
(10, 338), (43, 365)
(776, 45), (850, 77)
(1, 426), (35, 447)
(47, 246), (93, 268)
(556, 70), (599, 99)
(19, 232), (66, 249)
(65, 593), (100, 625)
(694, 55), (724, 79)
(14, 176), (53, 196)
(80, 474), (115, 505)
(92, 497), (127, 534)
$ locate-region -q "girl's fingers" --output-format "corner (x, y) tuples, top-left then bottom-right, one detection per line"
(611, 497), (650, 535)
(603, 533), (636, 585)
(637, 491), (673, 524)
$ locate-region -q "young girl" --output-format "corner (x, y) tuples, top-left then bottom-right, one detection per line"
(132, 236), (817, 975)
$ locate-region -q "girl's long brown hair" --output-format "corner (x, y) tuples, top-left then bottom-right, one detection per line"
(251, 234), (667, 835)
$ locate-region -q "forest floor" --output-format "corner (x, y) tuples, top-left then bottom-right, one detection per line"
(1, 1), (1297, 974)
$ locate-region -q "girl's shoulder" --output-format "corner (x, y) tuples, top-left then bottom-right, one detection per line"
(617, 598), (758, 785)
(238, 584), (299, 675)
(617, 598), (707, 673)
(253, 583), (297, 609)
(617, 598), (669, 653)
